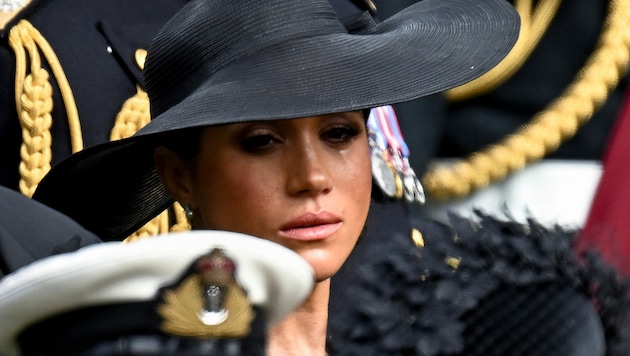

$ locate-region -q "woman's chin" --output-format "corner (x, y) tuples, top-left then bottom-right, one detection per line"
(300, 253), (346, 283)
(280, 240), (356, 282)
(312, 269), (337, 283)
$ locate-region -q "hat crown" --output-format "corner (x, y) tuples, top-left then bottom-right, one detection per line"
(145, 0), (347, 118)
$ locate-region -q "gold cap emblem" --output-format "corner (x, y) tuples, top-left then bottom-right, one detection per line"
(158, 248), (255, 338)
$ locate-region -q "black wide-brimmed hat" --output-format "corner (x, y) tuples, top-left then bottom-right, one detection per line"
(33, 0), (519, 241)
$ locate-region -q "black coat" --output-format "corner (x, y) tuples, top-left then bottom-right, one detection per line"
(0, 185), (101, 277)
(330, 198), (630, 355)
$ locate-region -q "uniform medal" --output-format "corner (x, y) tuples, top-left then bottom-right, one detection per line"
(368, 106), (425, 204)
(368, 116), (401, 198)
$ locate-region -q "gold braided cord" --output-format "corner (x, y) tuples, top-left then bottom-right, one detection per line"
(123, 211), (171, 243)
(446, 0), (562, 101)
(110, 87), (151, 141)
(10, 22), (52, 197)
(423, 0), (630, 201)
(170, 203), (192, 232)
(25, 21), (83, 153)
(123, 204), (191, 243)
(112, 52), (190, 242)
(9, 22), (185, 240)
(111, 85), (170, 241)
(9, 20), (83, 197)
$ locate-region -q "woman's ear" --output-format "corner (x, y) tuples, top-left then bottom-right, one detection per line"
(154, 146), (195, 206)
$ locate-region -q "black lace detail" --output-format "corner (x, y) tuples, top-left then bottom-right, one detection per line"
(328, 212), (630, 355)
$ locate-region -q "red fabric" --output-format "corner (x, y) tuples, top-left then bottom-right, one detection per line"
(578, 88), (630, 275)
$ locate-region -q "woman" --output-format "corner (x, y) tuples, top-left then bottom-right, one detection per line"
(32, 0), (519, 354)
(154, 111), (372, 353)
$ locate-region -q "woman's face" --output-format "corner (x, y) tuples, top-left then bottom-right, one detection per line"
(165, 112), (371, 282)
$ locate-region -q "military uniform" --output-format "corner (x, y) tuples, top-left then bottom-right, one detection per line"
(375, 0), (624, 165)
(0, 0), (187, 191)
(435, 1), (622, 161)
(366, 0), (629, 228)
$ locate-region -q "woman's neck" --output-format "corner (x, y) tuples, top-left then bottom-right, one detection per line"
(267, 278), (330, 356)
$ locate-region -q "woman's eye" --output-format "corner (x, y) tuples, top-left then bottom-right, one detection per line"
(240, 134), (279, 153)
(322, 126), (360, 144)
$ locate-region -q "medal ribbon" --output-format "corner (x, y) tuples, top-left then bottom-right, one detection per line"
(367, 109), (388, 152)
(374, 106), (409, 160)
(368, 105), (425, 204)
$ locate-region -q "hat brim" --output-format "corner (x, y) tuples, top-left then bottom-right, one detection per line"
(142, 0), (519, 133)
(0, 230), (314, 354)
(33, 0), (519, 240)
(34, 137), (172, 241)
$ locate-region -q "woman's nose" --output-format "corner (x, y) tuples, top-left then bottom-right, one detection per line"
(285, 141), (332, 197)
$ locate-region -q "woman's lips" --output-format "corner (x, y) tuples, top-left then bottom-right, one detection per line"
(279, 212), (342, 241)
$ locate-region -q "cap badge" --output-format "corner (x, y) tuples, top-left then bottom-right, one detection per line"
(158, 248), (255, 338)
